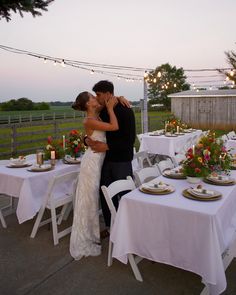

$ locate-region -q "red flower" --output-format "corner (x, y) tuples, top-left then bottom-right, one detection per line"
(195, 168), (201, 173)
(47, 136), (52, 144)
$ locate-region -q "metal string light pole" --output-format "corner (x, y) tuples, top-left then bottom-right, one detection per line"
(142, 72), (149, 133)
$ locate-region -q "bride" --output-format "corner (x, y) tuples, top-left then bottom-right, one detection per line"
(70, 91), (118, 260)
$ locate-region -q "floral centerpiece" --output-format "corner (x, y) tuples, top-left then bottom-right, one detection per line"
(182, 131), (232, 179)
(66, 129), (85, 159)
(164, 117), (188, 133)
(44, 136), (65, 160)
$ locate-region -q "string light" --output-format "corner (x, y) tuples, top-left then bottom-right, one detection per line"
(230, 69), (234, 77)
(61, 59), (66, 67)
(0, 44), (234, 87)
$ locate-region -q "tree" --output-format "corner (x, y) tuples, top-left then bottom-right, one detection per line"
(220, 51), (236, 86)
(0, 0), (54, 22)
(147, 63), (190, 110)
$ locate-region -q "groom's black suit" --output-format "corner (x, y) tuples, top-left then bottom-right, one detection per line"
(99, 102), (136, 227)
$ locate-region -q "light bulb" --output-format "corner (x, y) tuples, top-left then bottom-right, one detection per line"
(153, 78), (157, 83)
(157, 71), (162, 78)
(43, 58), (47, 64)
(144, 71), (148, 78)
(61, 59), (66, 67)
(230, 69), (234, 77)
(54, 61), (57, 66)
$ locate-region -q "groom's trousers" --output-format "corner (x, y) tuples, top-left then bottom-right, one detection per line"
(100, 160), (133, 227)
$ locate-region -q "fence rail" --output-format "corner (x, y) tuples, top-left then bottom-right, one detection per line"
(0, 112), (83, 125)
(0, 113), (171, 159)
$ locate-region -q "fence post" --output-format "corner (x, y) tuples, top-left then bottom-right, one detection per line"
(19, 115), (21, 124)
(30, 113), (32, 123)
(54, 120), (59, 139)
(11, 125), (17, 156)
(8, 116), (11, 124)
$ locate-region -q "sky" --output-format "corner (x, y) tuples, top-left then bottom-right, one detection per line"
(0, 0), (236, 103)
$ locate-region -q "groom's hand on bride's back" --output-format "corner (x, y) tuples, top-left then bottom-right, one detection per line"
(90, 140), (109, 153)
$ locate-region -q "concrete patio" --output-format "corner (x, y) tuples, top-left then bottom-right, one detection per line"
(0, 203), (236, 295)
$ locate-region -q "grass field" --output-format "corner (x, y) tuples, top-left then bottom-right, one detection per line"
(0, 109), (173, 159)
(0, 107), (228, 159)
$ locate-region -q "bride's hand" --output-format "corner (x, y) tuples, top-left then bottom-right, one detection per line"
(117, 96), (131, 108)
(105, 97), (118, 110)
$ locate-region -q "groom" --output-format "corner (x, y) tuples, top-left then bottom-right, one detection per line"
(87, 80), (136, 230)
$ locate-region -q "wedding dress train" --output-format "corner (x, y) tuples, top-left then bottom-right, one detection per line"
(70, 130), (106, 260)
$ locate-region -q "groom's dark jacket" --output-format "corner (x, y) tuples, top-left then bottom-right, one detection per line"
(100, 102), (136, 162)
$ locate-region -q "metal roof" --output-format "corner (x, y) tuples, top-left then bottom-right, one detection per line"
(168, 89), (236, 98)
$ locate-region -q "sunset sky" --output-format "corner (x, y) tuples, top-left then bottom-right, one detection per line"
(0, 0), (235, 102)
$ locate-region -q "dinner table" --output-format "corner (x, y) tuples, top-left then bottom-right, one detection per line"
(0, 157), (80, 224)
(139, 130), (202, 156)
(110, 170), (236, 295)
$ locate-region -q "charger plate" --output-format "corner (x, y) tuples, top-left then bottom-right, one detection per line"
(165, 134), (178, 137)
(27, 164), (53, 172)
(139, 185), (175, 195)
(203, 177), (235, 186)
(63, 158), (81, 164)
(163, 169), (186, 179)
(182, 189), (222, 201)
(7, 163), (32, 168)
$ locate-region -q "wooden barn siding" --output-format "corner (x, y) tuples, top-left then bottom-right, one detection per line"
(171, 96), (236, 130)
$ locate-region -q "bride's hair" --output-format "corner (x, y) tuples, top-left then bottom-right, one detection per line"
(72, 91), (90, 111)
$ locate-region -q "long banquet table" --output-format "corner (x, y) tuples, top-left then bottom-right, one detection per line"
(0, 159), (80, 224)
(110, 172), (236, 295)
(139, 130), (202, 156)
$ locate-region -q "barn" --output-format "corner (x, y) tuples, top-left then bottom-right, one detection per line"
(169, 89), (236, 130)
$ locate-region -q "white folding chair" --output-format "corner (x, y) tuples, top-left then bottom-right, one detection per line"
(133, 166), (161, 187)
(0, 159), (15, 228)
(221, 134), (228, 143)
(30, 171), (78, 245)
(171, 153), (186, 167)
(227, 131), (236, 139)
(101, 176), (143, 281)
(132, 150), (152, 171)
(156, 158), (174, 174)
(0, 210), (7, 228)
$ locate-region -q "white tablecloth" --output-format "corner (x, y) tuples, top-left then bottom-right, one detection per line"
(0, 160), (80, 223)
(226, 139), (236, 155)
(139, 130), (202, 156)
(110, 172), (236, 295)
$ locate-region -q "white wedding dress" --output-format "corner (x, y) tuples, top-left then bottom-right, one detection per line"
(70, 130), (106, 260)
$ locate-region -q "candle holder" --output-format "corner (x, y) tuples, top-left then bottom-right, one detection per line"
(36, 149), (44, 167)
(50, 159), (56, 167)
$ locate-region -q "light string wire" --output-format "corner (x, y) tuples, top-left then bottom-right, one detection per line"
(0, 44), (234, 88)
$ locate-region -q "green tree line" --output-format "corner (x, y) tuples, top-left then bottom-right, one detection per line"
(0, 98), (50, 111)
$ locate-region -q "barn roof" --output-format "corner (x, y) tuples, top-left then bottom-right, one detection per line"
(169, 89), (236, 98)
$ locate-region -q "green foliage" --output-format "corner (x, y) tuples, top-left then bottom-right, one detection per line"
(147, 63), (190, 111)
(0, 98), (50, 111)
(0, 0), (54, 22)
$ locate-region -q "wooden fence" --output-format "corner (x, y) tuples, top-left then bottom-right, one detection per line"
(0, 114), (171, 159)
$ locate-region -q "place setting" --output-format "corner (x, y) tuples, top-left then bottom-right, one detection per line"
(203, 174), (235, 186)
(139, 180), (175, 195)
(162, 167), (186, 179)
(6, 156), (32, 168)
(182, 184), (222, 201)
(63, 154), (81, 164)
(27, 150), (54, 172)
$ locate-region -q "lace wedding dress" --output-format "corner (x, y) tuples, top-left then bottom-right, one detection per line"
(70, 130), (106, 260)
